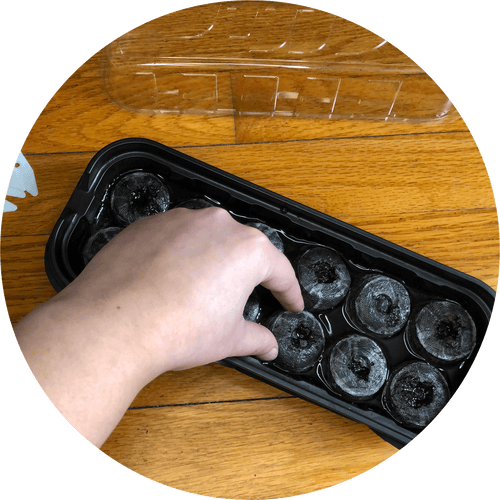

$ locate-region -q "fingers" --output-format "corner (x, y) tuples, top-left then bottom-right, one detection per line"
(259, 245), (305, 313)
(168, 207), (304, 313)
(231, 320), (279, 361)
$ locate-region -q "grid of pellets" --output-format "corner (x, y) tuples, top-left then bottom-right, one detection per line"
(45, 139), (492, 445)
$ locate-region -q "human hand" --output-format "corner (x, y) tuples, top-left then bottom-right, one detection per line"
(68, 206), (304, 373)
(16, 207), (303, 446)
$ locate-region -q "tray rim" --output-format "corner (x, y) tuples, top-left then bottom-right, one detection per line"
(44, 137), (496, 448)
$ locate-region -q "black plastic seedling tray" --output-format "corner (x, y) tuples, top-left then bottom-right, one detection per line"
(45, 138), (495, 449)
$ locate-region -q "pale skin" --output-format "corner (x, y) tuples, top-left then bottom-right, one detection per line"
(15, 207), (304, 448)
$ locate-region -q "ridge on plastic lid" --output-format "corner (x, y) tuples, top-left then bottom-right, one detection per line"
(101, 1), (455, 121)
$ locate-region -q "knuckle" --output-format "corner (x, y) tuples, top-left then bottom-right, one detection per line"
(246, 228), (272, 254)
(244, 230), (275, 275)
(251, 228), (271, 247)
(206, 206), (232, 222)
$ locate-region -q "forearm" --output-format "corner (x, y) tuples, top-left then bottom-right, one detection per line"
(15, 293), (156, 447)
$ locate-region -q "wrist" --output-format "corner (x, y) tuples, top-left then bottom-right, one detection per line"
(57, 287), (162, 383)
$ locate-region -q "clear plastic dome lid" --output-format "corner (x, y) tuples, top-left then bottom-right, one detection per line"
(101, 1), (455, 122)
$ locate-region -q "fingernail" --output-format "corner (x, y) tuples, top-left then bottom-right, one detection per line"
(259, 347), (278, 361)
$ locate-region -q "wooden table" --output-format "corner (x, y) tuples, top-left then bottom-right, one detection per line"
(2, 4), (498, 498)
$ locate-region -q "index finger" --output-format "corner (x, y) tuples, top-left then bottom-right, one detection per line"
(259, 245), (305, 313)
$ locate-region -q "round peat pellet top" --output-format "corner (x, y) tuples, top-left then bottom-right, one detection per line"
(409, 301), (476, 365)
(352, 275), (411, 337)
(383, 361), (450, 429)
(110, 171), (171, 225)
(296, 246), (351, 312)
(325, 334), (388, 401)
(247, 222), (284, 253)
(267, 310), (325, 373)
(176, 198), (215, 210)
(82, 226), (122, 265)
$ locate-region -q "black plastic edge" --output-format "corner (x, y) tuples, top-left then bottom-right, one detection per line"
(45, 137), (497, 449)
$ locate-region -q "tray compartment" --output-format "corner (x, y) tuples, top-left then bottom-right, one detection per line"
(45, 138), (495, 449)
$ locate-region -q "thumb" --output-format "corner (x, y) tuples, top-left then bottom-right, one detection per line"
(231, 320), (279, 361)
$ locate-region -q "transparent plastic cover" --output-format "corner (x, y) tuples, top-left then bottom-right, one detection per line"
(101, 1), (454, 121)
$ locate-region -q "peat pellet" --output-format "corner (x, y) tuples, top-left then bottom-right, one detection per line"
(322, 334), (388, 401)
(82, 226), (122, 265)
(382, 361), (450, 429)
(110, 171), (171, 225)
(405, 300), (476, 365)
(347, 274), (411, 337)
(247, 222), (285, 253)
(296, 246), (351, 312)
(243, 288), (261, 323)
(265, 310), (325, 373)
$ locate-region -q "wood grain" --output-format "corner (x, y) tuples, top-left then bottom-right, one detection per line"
(1, 235), (56, 323)
(22, 53), (237, 155)
(129, 363), (291, 408)
(178, 133), (494, 218)
(101, 398), (395, 499)
(2, 2), (498, 498)
(233, 112), (467, 143)
(4, 131), (494, 237)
